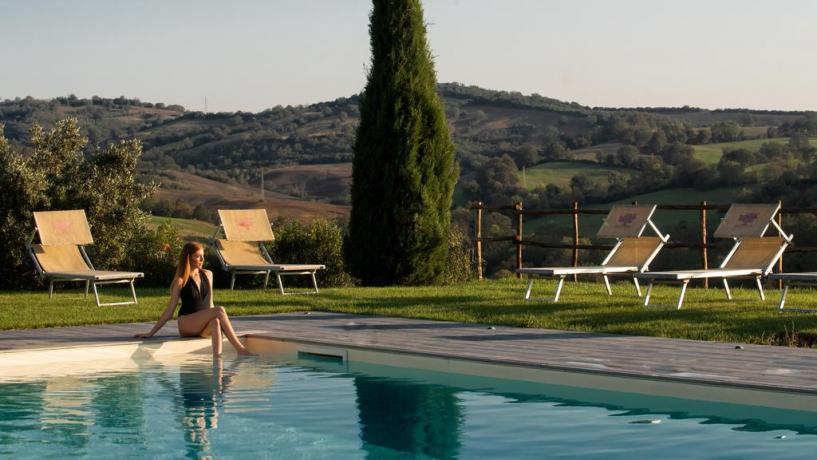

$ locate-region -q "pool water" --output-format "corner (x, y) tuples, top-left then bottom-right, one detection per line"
(1, 349), (816, 459)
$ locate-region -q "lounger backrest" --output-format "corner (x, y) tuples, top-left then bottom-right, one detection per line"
(722, 237), (787, 273)
(33, 210), (93, 245)
(713, 204), (779, 239)
(216, 240), (270, 267)
(218, 209), (275, 242)
(597, 204), (657, 238)
(31, 244), (92, 273)
(604, 237), (663, 268)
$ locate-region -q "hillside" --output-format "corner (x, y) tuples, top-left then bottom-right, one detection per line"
(3, 86), (816, 219)
(151, 170), (349, 223)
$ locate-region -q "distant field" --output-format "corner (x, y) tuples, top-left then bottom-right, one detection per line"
(154, 170), (349, 223)
(692, 137), (817, 164)
(569, 143), (624, 162)
(148, 216), (216, 238)
(523, 161), (635, 189)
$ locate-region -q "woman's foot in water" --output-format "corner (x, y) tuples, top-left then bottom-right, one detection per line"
(236, 347), (257, 357)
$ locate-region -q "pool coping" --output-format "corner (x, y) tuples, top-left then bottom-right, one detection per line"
(1, 312), (817, 396)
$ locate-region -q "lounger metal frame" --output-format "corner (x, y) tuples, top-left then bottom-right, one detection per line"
(210, 224), (321, 295)
(518, 204), (669, 303)
(26, 229), (141, 307)
(637, 204), (792, 309)
(768, 273), (817, 313)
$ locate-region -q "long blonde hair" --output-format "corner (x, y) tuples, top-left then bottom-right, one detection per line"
(174, 241), (204, 286)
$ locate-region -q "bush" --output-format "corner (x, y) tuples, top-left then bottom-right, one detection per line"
(0, 119), (153, 289)
(442, 226), (474, 284)
(267, 219), (353, 287)
(122, 222), (183, 287)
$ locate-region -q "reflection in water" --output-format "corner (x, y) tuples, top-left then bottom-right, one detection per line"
(1, 352), (817, 458)
(175, 357), (228, 460)
(0, 381), (46, 455)
(354, 376), (463, 460)
(90, 373), (146, 444)
(40, 377), (93, 452)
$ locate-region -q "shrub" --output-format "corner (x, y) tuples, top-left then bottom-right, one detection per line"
(267, 219), (353, 288)
(442, 226), (474, 285)
(0, 119), (153, 289)
(122, 222), (183, 287)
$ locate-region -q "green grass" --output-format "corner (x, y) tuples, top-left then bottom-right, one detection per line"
(149, 216), (216, 238)
(692, 137), (817, 165)
(3, 279), (817, 347)
(523, 161), (635, 190)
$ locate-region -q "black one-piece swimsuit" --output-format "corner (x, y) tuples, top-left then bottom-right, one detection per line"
(177, 274), (211, 317)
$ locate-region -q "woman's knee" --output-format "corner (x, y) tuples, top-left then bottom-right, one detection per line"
(214, 306), (227, 318)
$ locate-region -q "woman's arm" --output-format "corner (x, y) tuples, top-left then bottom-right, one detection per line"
(204, 269), (215, 308)
(135, 278), (183, 338)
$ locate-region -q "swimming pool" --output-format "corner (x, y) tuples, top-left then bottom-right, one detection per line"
(1, 340), (815, 459)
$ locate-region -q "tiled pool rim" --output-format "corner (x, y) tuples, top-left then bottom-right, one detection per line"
(2, 312), (817, 405)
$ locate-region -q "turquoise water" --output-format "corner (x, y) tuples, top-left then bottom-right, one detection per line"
(1, 352), (816, 459)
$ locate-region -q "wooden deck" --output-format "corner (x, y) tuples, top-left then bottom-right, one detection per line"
(1, 312), (816, 394)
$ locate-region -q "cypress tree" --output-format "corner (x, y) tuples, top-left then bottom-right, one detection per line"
(347, 0), (458, 286)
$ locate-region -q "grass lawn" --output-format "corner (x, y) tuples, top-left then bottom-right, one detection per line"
(3, 278), (817, 347)
(149, 216), (216, 238)
(523, 161), (635, 190)
(692, 137), (817, 165)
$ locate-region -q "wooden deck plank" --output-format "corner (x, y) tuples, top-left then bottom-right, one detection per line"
(1, 312), (816, 393)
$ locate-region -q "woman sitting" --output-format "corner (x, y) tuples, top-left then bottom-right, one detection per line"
(136, 242), (254, 357)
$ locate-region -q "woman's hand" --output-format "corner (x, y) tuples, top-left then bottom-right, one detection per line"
(134, 332), (153, 339)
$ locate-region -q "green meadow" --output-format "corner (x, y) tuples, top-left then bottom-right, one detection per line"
(2, 278), (816, 347)
(692, 137), (817, 164)
(523, 161), (635, 190)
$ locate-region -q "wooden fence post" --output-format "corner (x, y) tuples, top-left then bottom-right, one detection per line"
(700, 201), (708, 289)
(475, 202), (483, 280)
(572, 200), (579, 282)
(515, 201), (523, 278)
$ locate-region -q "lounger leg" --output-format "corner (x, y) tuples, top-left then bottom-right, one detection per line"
(92, 283), (101, 307)
(263, 271), (270, 289)
(85, 280), (90, 299)
(755, 276), (765, 301)
(230, 272), (236, 291)
(524, 277), (535, 301)
(778, 284), (789, 312)
(676, 280), (690, 310)
(632, 277), (642, 297)
(48, 280), (54, 300)
(603, 275), (612, 296)
(643, 282), (654, 306)
(129, 280), (138, 305)
(722, 279), (732, 300)
(276, 273), (285, 295)
(311, 272), (319, 294)
(553, 276), (566, 303)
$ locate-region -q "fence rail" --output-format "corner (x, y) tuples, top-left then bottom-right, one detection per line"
(471, 200), (817, 286)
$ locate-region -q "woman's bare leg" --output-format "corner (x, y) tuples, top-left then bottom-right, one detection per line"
(210, 318), (223, 356)
(178, 307), (253, 355)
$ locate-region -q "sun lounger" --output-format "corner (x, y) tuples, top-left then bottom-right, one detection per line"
(768, 273), (817, 312)
(635, 203), (792, 309)
(211, 209), (325, 294)
(516, 204), (669, 302)
(27, 210), (144, 306)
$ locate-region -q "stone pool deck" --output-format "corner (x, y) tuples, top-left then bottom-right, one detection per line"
(1, 311), (816, 394)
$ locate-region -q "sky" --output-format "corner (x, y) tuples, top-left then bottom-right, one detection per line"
(2, 0), (816, 113)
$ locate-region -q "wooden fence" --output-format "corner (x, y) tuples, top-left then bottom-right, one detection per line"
(472, 200), (817, 286)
